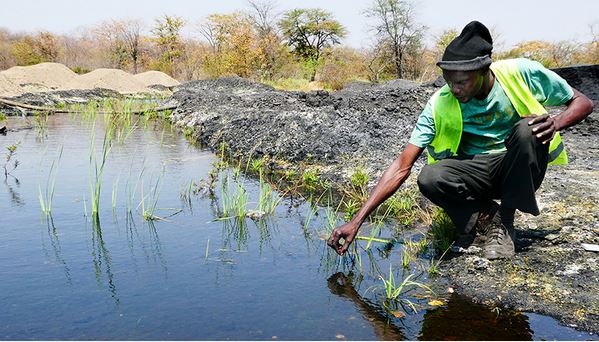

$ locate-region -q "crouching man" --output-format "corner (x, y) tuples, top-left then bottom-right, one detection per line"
(328, 21), (593, 259)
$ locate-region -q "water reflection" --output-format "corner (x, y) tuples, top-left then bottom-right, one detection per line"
(419, 293), (533, 341)
(3, 178), (24, 206)
(327, 272), (535, 341)
(40, 216), (72, 285)
(220, 217), (250, 251)
(89, 218), (119, 304)
(124, 212), (168, 275)
(327, 272), (406, 340)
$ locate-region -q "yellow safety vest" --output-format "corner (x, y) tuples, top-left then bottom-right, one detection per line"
(426, 59), (568, 165)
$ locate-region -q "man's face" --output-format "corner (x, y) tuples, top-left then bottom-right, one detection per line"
(442, 69), (485, 103)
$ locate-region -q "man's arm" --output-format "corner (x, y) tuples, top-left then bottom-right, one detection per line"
(327, 143), (424, 255)
(528, 88), (594, 143)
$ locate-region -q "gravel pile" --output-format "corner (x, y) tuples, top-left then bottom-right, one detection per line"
(61, 68), (149, 94)
(0, 73), (23, 97)
(0, 62), (77, 91)
(134, 70), (180, 87)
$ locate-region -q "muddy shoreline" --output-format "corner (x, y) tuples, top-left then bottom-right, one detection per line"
(2, 67), (598, 333)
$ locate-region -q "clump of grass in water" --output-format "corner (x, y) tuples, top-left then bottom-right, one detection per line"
(138, 169), (182, 221)
(257, 169), (282, 216)
(3, 142), (20, 179)
(301, 168), (320, 193)
(32, 110), (49, 133)
(428, 208), (455, 253)
(428, 246), (451, 275)
(379, 264), (432, 313)
(39, 145), (63, 217)
(89, 123), (113, 219)
(219, 168), (249, 219)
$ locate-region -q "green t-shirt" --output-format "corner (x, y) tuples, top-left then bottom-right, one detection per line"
(408, 58), (574, 156)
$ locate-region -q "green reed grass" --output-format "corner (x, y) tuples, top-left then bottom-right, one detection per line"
(257, 170), (282, 216)
(139, 174), (163, 221)
(39, 145), (63, 216)
(219, 168), (249, 219)
(380, 264), (431, 304)
(89, 123), (113, 218)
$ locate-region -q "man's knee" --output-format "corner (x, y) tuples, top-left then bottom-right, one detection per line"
(506, 119), (537, 148)
(417, 164), (443, 197)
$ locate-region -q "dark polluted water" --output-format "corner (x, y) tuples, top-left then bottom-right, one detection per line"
(0, 114), (594, 340)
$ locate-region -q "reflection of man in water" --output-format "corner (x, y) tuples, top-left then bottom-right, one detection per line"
(327, 272), (533, 340)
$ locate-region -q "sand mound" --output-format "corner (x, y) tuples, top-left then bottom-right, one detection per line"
(0, 62), (77, 90)
(0, 73), (24, 97)
(62, 68), (149, 93)
(133, 70), (180, 87)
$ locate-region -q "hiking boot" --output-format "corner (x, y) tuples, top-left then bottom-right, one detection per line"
(483, 220), (515, 259)
(453, 201), (500, 252)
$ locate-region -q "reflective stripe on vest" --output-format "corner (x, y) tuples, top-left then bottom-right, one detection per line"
(427, 59), (568, 166)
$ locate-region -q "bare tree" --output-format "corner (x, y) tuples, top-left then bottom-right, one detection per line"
(93, 19), (144, 72)
(247, 0), (278, 37)
(118, 20), (144, 73)
(365, 0), (426, 79)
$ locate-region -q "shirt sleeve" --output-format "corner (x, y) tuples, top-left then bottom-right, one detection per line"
(517, 58), (574, 106)
(408, 99), (436, 148)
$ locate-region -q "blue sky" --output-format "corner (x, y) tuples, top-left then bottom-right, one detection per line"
(1, 0), (597, 50)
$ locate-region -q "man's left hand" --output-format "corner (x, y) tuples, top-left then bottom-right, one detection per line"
(527, 114), (558, 144)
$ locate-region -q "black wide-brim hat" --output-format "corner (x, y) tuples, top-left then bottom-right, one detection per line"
(437, 21), (493, 71)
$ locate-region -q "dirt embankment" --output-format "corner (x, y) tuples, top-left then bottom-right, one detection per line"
(167, 69), (599, 333)
(169, 76), (433, 184)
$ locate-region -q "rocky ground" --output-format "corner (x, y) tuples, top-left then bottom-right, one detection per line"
(2, 65), (598, 333)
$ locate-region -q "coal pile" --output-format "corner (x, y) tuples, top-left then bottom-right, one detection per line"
(170, 76), (435, 175)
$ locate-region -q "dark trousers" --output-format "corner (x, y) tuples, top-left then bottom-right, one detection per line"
(417, 119), (549, 233)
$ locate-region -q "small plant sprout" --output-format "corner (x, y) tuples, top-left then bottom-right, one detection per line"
(379, 264), (431, 312)
(428, 245), (451, 275)
(139, 170), (181, 221)
(301, 168), (320, 192)
(3, 142), (20, 179)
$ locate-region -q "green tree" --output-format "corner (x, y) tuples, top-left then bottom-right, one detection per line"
(151, 15), (185, 75)
(433, 28), (458, 60)
(199, 13), (262, 78)
(279, 8), (347, 81)
(365, 0), (426, 79)
(11, 35), (44, 66)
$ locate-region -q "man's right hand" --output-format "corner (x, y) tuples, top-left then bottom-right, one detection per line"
(327, 221), (360, 256)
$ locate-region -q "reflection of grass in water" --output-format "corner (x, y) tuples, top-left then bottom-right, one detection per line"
(90, 217), (119, 304)
(220, 217), (249, 251)
(125, 159), (145, 214)
(39, 145), (63, 217)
